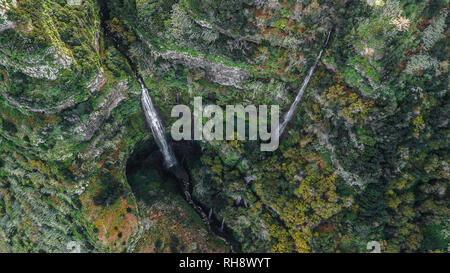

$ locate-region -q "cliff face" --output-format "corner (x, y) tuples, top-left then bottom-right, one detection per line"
(0, 0), (448, 253)
(0, 0), (144, 252)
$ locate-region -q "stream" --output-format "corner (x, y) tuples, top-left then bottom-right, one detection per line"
(279, 29), (332, 136)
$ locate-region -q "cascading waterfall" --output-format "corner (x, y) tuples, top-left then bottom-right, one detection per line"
(139, 78), (235, 252)
(279, 29), (332, 136)
(139, 79), (177, 169)
(98, 1), (235, 253)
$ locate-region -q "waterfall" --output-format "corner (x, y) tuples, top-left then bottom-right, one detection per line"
(220, 219), (225, 232)
(98, 1), (236, 251)
(139, 79), (177, 169)
(138, 78), (235, 251)
(279, 29), (332, 136)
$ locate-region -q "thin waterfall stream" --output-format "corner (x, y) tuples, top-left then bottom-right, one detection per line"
(139, 79), (177, 169)
(279, 29), (332, 136)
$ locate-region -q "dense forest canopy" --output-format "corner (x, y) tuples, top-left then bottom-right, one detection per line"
(0, 0), (448, 253)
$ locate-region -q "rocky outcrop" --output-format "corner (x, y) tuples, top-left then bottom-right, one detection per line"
(74, 80), (128, 141)
(87, 69), (106, 94)
(160, 51), (249, 89)
(0, 72), (105, 115)
(0, 21), (14, 32)
(1, 1), (72, 80)
(0, 1), (16, 32)
(140, 37), (249, 89)
(0, 46), (72, 81)
(0, 90), (77, 114)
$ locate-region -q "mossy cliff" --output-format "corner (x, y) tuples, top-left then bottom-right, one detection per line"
(0, 0), (448, 253)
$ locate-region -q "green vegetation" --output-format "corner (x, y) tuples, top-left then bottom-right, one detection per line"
(0, 0), (448, 253)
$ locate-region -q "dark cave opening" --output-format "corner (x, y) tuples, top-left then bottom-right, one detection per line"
(125, 139), (199, 205)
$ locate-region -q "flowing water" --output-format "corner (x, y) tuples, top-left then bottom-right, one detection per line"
(139, 77), (236, 252)
(279, 29), (332, 136)
(139, 79), (177, 169)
